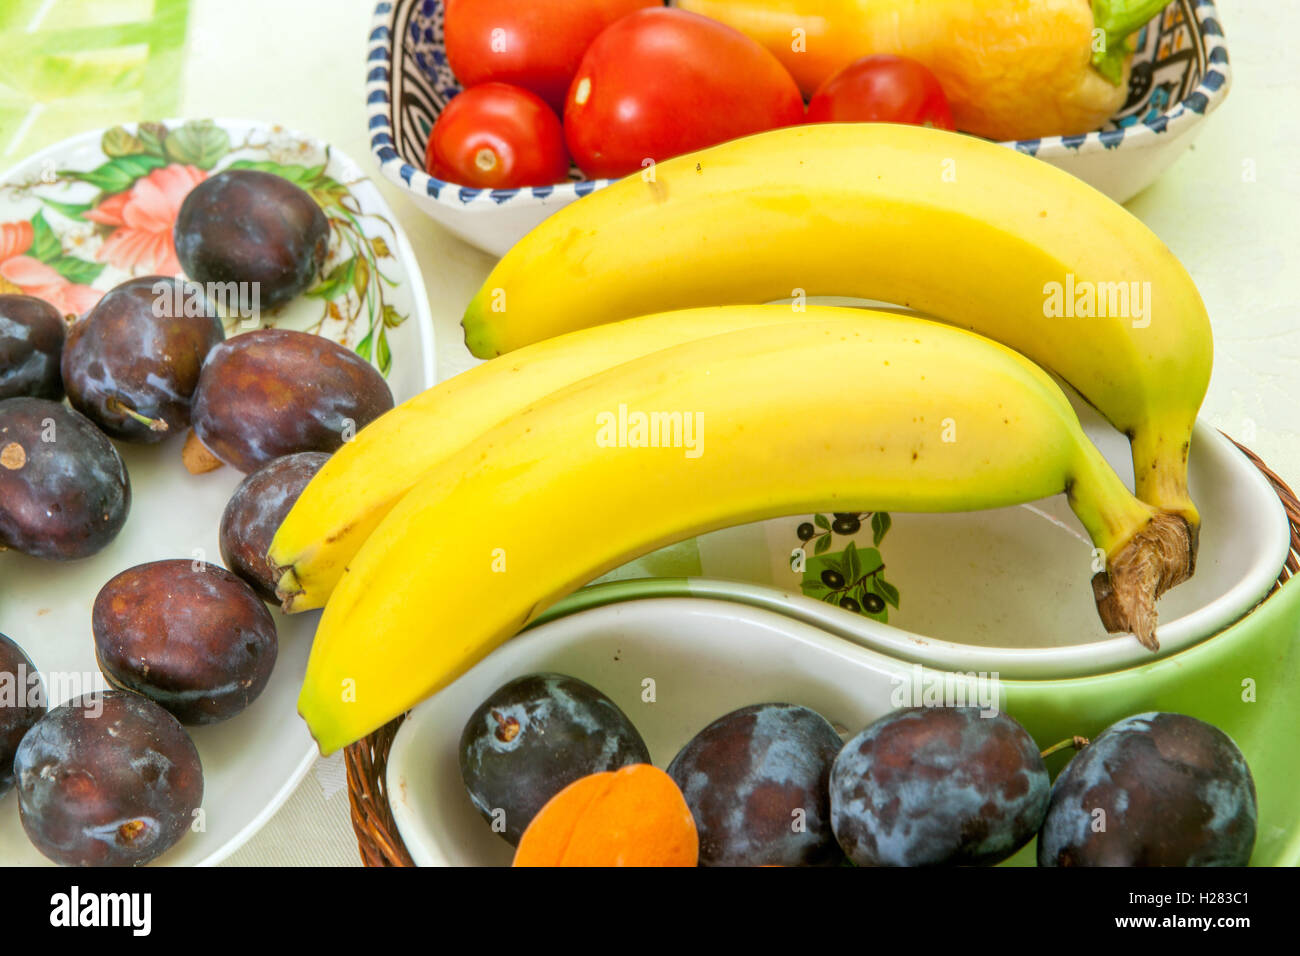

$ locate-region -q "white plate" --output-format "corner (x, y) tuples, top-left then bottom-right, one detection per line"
(0, 119), (436, 866)
(386, 598), (926, 867)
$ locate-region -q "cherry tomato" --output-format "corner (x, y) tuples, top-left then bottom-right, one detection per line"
(563, 8), (805, 180)
(444, 0), (659, 115)
(425, 83), (571, 189)
(807, 55), (954, 130)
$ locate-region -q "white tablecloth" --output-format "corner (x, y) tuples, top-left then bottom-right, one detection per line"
(194, 0), (1297, 865)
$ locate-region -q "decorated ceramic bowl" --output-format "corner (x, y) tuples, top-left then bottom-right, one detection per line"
(366, 0), (1231, 254)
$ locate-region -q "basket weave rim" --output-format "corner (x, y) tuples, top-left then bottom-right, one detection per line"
(345, 436), (1300, 867)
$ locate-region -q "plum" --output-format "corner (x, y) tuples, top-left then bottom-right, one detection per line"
(0, 397), (130, 560)
(61, 277), (224, 442)
(191, 329), (393, 473)
(667, 702), (843, 866)
(1037, 712), (1257, 867)
(0, 294), (66, 401)
(174, 169), (329, 307)
(14, 690), (202, 866)
(219, 451), (329, 601)
(92, 560), (278, 724)
(460, 673), (650, 845)
(831, 706), (1050, 867)
(0, 632), (46, 798)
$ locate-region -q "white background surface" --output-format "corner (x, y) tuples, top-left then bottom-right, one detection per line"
(172, 0), (1296, 866)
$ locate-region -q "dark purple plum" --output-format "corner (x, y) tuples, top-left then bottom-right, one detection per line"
(831, 706), (1049, 867)
(460, 673), (650, 845)
(0, 397), (130, 560)
(61, 276), (224, 442)
(173, 169), (329, 307)
(667, 702), (843, 867)
(92, 560), (278, 725)
(1037, 712), (1257, 867)
(219, 451), (329, 601)
(191, 329), (393, 473)
(0, 633), (46, 798)
(14, 690), (203, 866)
(0, 294), (66, 401)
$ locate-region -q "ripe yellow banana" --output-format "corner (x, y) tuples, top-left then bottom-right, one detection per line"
(300, 306), (1189, 754)
(268, 309), (843, 612)
(462, 123), (1212, 556)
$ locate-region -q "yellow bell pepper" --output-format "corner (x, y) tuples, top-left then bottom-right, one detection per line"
(675, 0), (1173, 140)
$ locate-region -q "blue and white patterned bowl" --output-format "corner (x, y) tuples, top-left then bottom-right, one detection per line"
(366, 0), (1231, 255)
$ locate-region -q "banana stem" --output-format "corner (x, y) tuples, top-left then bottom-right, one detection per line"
(1091, 511), (1193, 650)
(1065, 443), (1192, 651)
(1064, 441), (1157, 561)
(1092, 515), (1190, 650)
(1091, 0), (1170, 84)
(1130, 425), (1201, 571)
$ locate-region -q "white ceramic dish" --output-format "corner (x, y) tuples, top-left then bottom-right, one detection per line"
(386, 598), (926, 867)
(0, 119), (436, 866)
(539, 391), (1289, 680)
(387, 588), (1300, 867)
(367, 0), (1230, 254)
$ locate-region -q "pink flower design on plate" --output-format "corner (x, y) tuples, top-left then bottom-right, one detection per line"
(0, 221), (32, 261)
(86, 163), (207, 276)
(0, 221), (102, 317)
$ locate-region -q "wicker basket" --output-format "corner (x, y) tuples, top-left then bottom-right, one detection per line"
(345, 437), (1300, 866)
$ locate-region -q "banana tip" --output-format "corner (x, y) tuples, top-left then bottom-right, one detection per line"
(297, 696), (343, 757)
(461, 299), (504, 359)
(274, 566), (305, 614)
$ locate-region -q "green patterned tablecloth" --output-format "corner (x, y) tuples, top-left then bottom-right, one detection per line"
(0, 0), (189, 162)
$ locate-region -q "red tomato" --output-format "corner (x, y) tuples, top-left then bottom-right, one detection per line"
(425, 83), (571, 189)
(807, 56), (954, 130)
(444, 0), (659, 114)
(563, 8), (805, 180)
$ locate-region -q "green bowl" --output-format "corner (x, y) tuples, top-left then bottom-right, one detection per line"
(538, 575), (1300, 865)
(999, 575), (1300, 866)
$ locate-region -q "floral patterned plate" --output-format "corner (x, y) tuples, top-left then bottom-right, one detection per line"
(0, 119), (435, 866)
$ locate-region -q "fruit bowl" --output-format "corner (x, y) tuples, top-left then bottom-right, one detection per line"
(366, 0), (1230, 254)
(0, 119), (436, 866)
(380, 583), (1300, 866)
(525, 407), (1289, 681)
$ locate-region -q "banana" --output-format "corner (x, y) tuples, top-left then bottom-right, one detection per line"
(461, 123), (1212, 554)
(299, 306), (1189, 754)
(269, 309), (846, 612)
